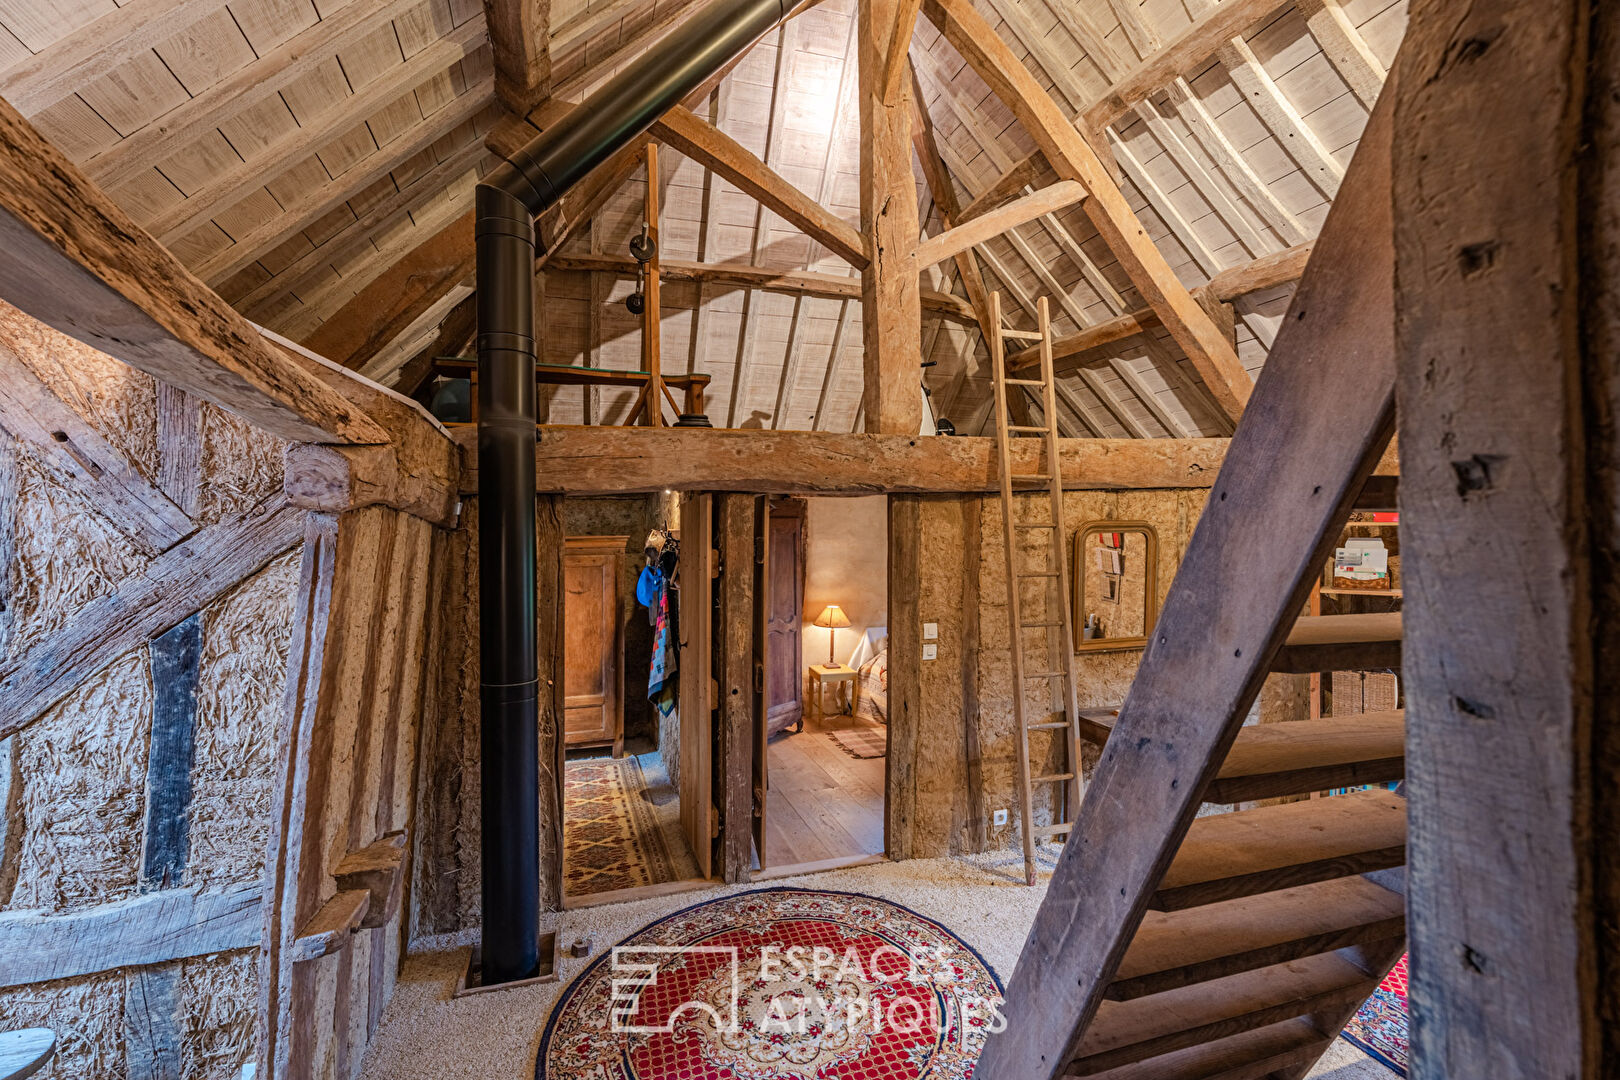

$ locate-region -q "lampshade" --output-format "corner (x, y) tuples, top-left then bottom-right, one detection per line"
(814, 604), (851, 629)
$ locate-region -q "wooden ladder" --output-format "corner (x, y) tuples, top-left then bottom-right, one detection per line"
(989, 291), (1082, 887)
(976, 72), (1405, 1080)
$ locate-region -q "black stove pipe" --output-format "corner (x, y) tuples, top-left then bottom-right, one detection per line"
(475, 0), (793, 985)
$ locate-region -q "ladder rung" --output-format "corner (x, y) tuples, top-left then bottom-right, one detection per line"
(1032, 823), (1073, 838)
(1023, 670), (1065, 679)
(1018, 571), (1060, 578)
(1014, 522), (1057, 530)
(1027, 721), (1072, 731)
(1033, 773), (1075, 783)
(1008, 424), (1050, 434)
(1001, 328), (1043, 340)
(1011, 473), (1053, 482)
(1004, 377), (1045, 386)
(1020, 620), (1063, 628)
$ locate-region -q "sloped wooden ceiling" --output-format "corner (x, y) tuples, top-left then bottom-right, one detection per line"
(0, 0), (1405, 436)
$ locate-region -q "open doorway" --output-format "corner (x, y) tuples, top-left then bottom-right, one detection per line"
(755, 495), (889, 874)
(559, 494), (710, 904)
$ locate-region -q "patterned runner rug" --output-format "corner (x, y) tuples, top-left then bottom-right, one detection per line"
(539, 888), (1003, 1080)
(827, 726), (887, 759)
(1341, 953), (1409, 1075)
(564, 757), (675, 896)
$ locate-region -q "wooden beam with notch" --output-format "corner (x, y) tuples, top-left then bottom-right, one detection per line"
(0, 99), (386, 446)
(923, 0), (1254, 420)
(651, 105), (869, 268)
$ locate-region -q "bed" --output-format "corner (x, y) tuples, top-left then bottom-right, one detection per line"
(848, 626), (889, 725)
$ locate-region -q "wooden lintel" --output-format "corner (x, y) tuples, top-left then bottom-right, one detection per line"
(0, 98), (387, 446)
(448, 426), (1228, 494)
(914, 180), (1086, 269)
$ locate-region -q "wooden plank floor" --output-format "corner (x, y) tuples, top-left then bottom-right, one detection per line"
(763, 709), (886, 868)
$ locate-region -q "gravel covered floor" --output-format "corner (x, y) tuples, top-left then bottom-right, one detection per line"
(360, 853), (1398, 1080)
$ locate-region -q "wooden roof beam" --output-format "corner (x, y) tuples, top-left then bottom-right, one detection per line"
(0, 98), (385, 445)
(195, 85), (495, 285)
(144, 17), (489, 244)
(81, 0), (434, 191)
(0, 0), (229, 117)
(484, 0), (553, 111)
(908, 64), (995, 357)
(923, 0), (1254, 419)
(301, 212), (476, 369)
(1007, 240), (1313, 369)
(971, 0), (1293, 216)
(651, 105), (869, 269)
(914, 180), (1085, 270)
(547, 255), (980, 320)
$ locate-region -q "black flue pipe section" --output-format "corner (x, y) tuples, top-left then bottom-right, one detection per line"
(475, 0), (792, 985)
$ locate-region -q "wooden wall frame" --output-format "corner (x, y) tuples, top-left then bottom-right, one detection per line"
(1071, 519), (1159, 653)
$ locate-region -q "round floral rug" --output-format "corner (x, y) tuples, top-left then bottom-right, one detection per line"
(537, 888), (1005, 1079)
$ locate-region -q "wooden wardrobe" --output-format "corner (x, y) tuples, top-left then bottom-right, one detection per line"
(563, 535), (625, 756)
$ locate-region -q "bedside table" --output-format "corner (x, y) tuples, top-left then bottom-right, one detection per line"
(810, 664), (857, 719)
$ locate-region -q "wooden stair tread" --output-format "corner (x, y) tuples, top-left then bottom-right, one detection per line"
(1079, 709), (1405, 802)
(1209, 712), (1405, 803)
(1352, 475), (1398, 511)
(1153, 789), (1407, 911)
(1076, 1018), (1331, 1080)
(1072, 952), (1376, 1075)
(1112, 876), (1405, 1000)
(1271, 612), (1402, 673)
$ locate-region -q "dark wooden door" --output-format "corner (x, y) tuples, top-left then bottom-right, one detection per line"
(765, 499), (805, 735)
(563, 536), (624, 755)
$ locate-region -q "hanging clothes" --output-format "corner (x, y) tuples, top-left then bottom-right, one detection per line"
(637, 558), (679, 718)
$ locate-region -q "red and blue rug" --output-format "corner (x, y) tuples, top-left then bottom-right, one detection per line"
(538, 888), (1004, 1079)
(1341, 954), (1409, 1075)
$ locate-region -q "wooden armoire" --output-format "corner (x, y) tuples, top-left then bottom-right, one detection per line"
(563, 534), (625, 756)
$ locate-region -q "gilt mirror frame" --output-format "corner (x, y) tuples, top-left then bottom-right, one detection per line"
(1071, 519), (1160, 654)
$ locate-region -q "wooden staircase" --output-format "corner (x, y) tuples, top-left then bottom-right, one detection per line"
(974, 69), (1404, 1080)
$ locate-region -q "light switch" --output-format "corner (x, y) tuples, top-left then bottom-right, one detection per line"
(923, 622), (938, 640)
(922, 643), (938, 661)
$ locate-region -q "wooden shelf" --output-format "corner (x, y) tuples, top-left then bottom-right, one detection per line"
(1318, 588), (1402, 598)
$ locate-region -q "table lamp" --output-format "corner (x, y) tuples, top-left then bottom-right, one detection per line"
(814, 604), (851, 666)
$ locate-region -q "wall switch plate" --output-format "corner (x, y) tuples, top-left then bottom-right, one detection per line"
(993, 809), (1009, 827)
(923, 622), (938, 640)
(922, 643), (938, 661)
